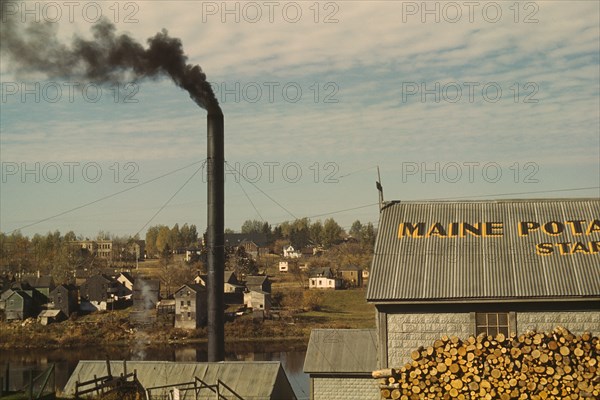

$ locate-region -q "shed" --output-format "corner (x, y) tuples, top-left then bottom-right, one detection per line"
(366, 199), (600, 368)
(304, 329), (379, 399)
(38, 309), (65, 325)
(62, 361), (297, 399)
(244, 290), (272, 314)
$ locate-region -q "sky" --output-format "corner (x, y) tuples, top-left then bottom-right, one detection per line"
(1, 0), (599, 239)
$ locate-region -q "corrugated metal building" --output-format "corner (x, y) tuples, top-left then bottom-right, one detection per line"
(366, 199), (600, 368)
(63, 360), (297, 399)
(304, 329), (379, 399)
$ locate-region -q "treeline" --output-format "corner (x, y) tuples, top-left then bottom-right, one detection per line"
(144, 223), (199, 257)
(237, 218), (376, 250)
(0, 230), (140, 282)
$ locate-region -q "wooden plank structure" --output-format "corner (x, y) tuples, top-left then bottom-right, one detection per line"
(373, 327), (599, 399)
(74, 360), (141, 399)
(144, 377), (244, 400)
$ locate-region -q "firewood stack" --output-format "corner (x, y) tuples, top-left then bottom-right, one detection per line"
(372, 327), (599, 399)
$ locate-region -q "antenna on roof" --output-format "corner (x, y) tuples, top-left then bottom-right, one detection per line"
(376, 166), (384, 211)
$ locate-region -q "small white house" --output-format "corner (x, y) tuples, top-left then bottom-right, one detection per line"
(308, 268), (342, 290)
(283, 245), (301, 258)
(244, 290), (271, 314)
(309, 277), (342, 289)
(279, 261), (289, 272)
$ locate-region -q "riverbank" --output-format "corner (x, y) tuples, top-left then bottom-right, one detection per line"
(0, 288), (374, 350)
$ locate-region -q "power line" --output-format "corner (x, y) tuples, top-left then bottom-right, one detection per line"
(413, 186), (600, 201)
(234, 178), (264, 222)
(134, 162), (205, 237)
(225, 161), (297, 220)
(7, 159), (206, 234)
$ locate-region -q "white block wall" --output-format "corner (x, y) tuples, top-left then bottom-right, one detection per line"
(313, 377), (379, 400)
(517, 311), (600, 335)
(387, 312), (472, 366)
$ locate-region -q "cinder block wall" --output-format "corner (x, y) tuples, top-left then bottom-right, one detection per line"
(313, 377), (380, 400)
(387, 313), (471, 366)
(386, 311), (600, 367)
(517, 311), (600, 335)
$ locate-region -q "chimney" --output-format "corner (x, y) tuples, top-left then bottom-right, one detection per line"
(206, 111), (225, 361)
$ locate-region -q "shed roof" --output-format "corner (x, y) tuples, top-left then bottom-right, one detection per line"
(303, 329), (378, 374)
(63, 361), (296, 399)
(366, 199), (600, 303)
(38, 309), (62, 318)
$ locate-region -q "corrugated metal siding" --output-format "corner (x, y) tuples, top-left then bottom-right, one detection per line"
(303, 329), (378, 374)
(366, 199), (600, 302)
(62, 361), (295, 399)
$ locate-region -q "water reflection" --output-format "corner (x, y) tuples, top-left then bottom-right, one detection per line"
(1, 344), (309, 399)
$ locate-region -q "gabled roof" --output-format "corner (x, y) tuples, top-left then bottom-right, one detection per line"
(224, 270), (238, 284)
(84, 274), (114, 284)
(51, 284), (78, 294)
(118, 272), (135, 283)
(366, 199), (600, 303)
(175, 283), (206, 295)
(63, 361), (297, 399)
(24, 275), (55, 288)
(245, 275), (269, 286)
(6, 289), (32, 301)
(309, 268), (333, 278)
(303, 329), (378, 374)
(197, 271), (238, 286)
(10, 282), (33, 291)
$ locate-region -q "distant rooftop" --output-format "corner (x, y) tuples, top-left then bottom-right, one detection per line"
(304, 329), (378, 374)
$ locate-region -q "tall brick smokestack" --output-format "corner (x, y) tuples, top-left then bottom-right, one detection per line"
(1, 4), (226, 360)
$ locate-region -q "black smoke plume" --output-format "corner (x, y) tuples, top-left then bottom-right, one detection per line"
(0, 1), (220, 114)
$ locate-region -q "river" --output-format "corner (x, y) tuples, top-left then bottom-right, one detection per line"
(1, 343), (310, 399)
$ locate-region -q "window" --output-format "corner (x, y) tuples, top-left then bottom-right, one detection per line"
(475, 312), (511, 337)
(180, 301), (184, 306)
(187, 312), (191, 318)
(187, 300), (191, 306)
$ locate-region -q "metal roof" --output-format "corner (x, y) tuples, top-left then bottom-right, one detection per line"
(303, 329), (377, 374)
(38, 309), (62, 317)
(366, 199), (600, 303)
(63, 361), (296, 400)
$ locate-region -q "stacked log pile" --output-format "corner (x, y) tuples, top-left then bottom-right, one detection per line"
(373, 327), (599, 399)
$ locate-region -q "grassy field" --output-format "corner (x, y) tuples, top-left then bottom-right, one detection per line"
(295, 288), (376, 329)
